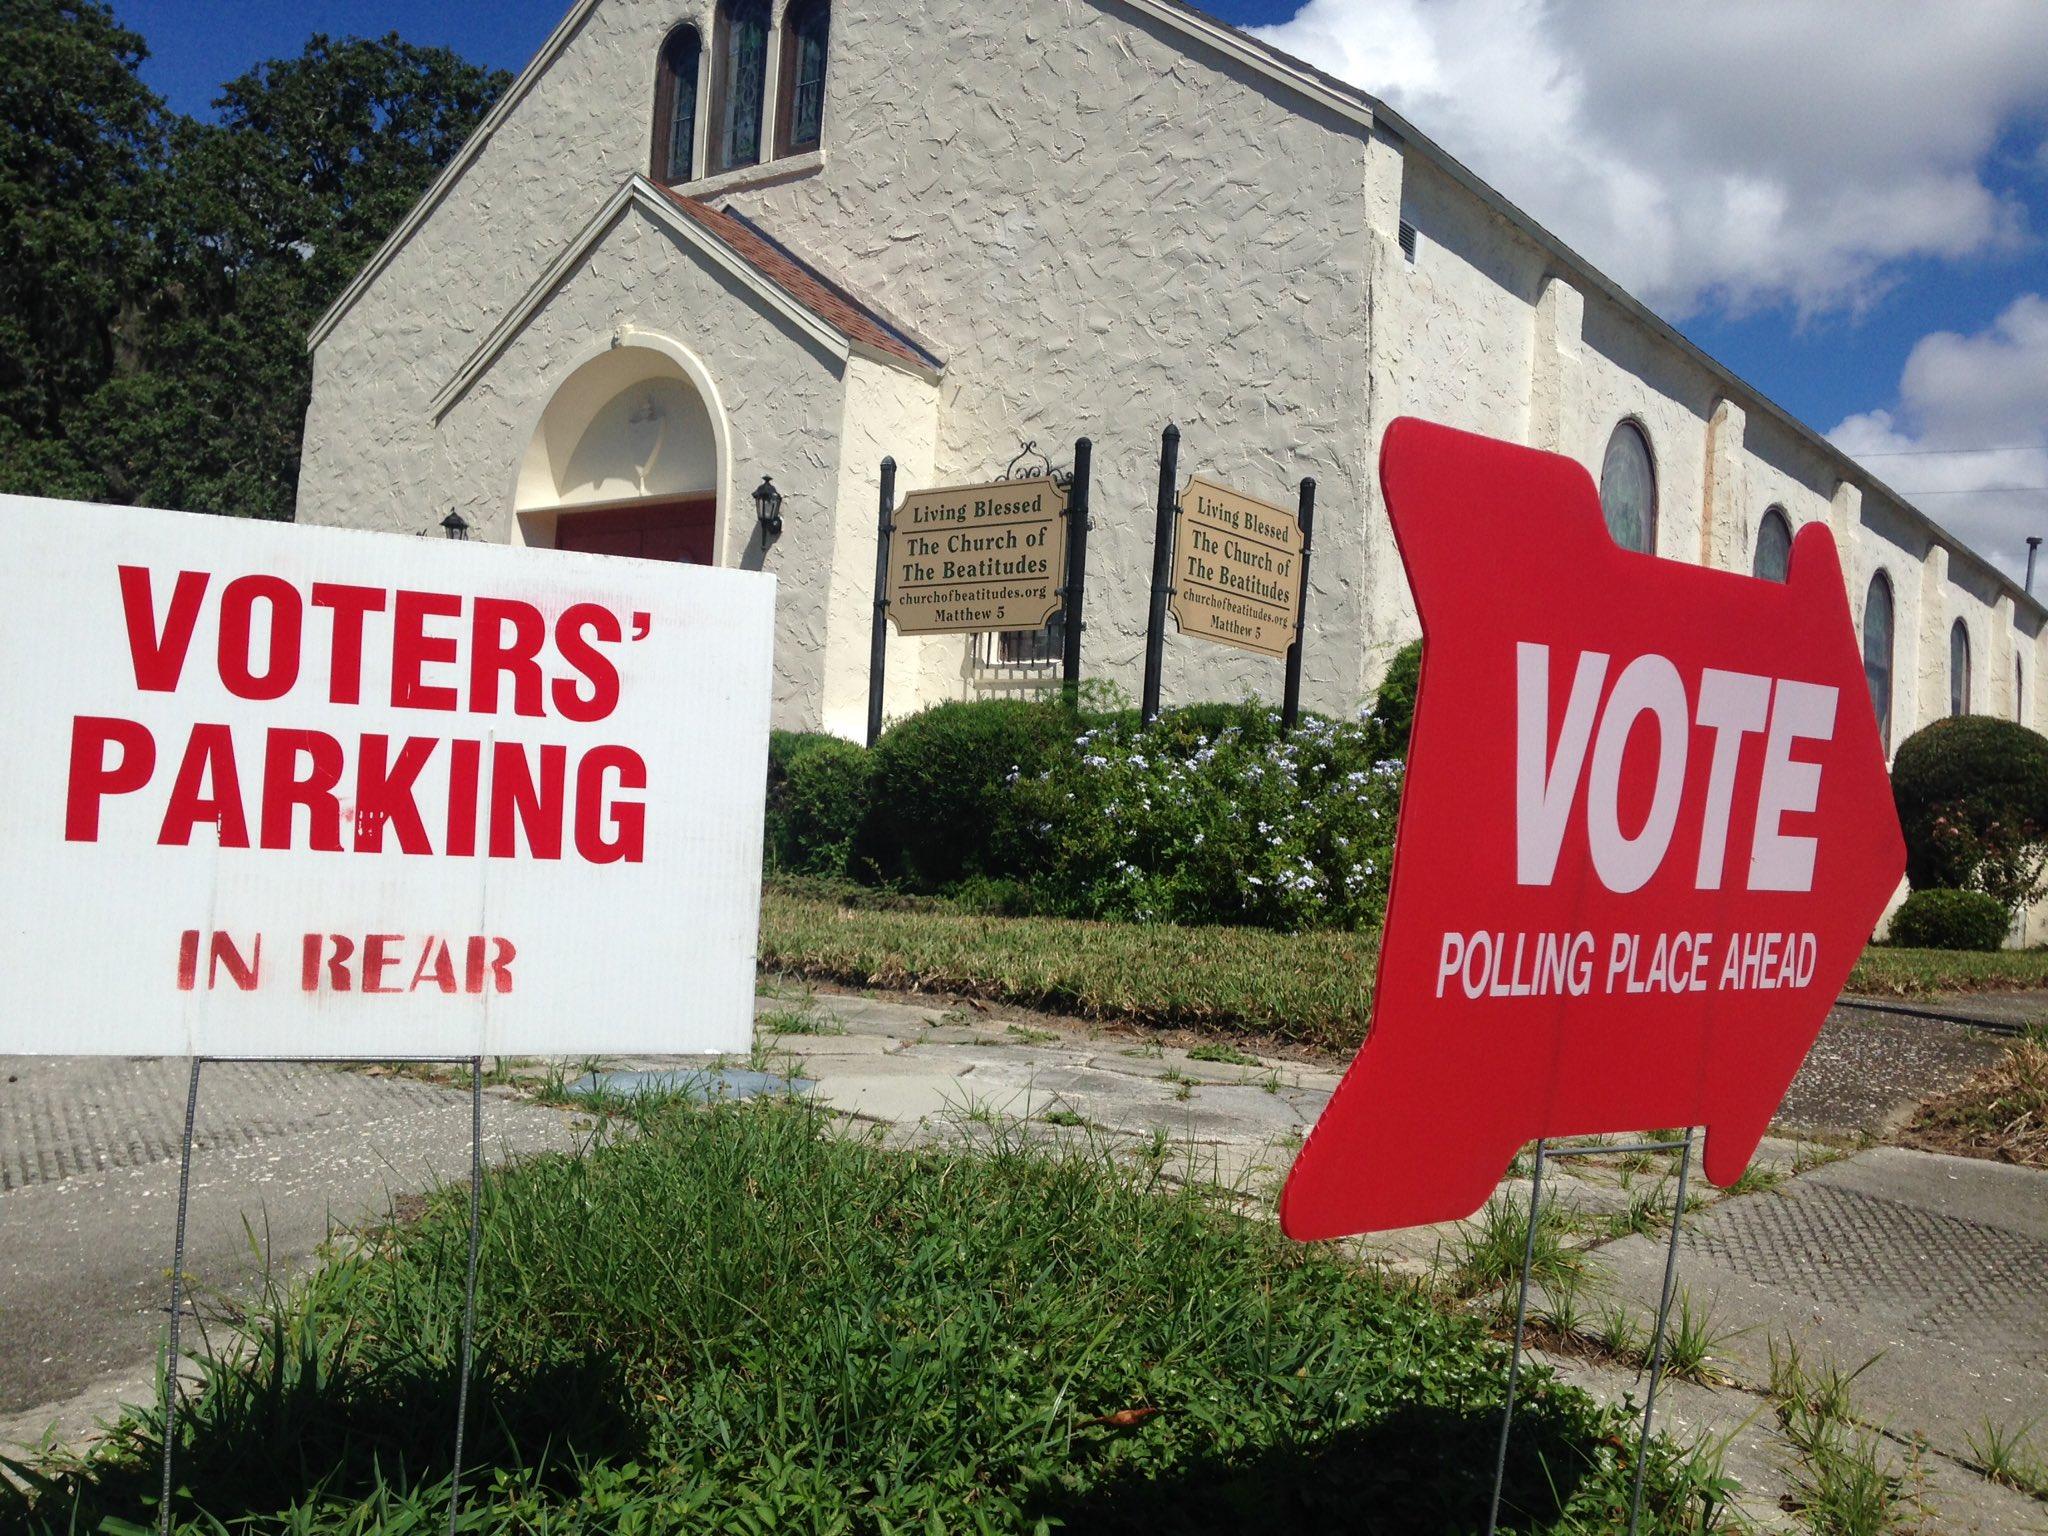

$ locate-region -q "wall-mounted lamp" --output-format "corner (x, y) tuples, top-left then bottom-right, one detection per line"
(441, 510), (471, 541)
(753, 475), (784, 543)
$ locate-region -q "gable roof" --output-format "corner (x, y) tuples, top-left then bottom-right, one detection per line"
(656, 189), (942, 373)
(431, 177), (941, 420)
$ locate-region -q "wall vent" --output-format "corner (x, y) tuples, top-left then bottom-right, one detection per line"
(1398, 220), (1418, 262)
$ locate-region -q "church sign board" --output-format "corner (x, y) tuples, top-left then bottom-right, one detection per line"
(884, 475), (1066, 636)
(1168, 475), (1303, 659)
(0, 494), (775, 1061)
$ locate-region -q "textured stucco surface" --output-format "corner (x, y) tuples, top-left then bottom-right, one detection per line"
(297, 0), (2043, 754)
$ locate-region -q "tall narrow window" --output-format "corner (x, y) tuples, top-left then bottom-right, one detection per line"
(1864, 573), (1894, 751)
(712, 0), (770, 173)
(1950, 619), (1972, 717)
(2017, 655), (2025, 722)
(1598, 420), (1657, 555)
(1753, 506), (1792, 582)
(652, 25), (701, 184)
(777, 0), (830, 155)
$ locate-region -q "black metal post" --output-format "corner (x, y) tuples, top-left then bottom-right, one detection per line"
(1281, 476), (1317, 734)
(1061, 438), (1093, 703)
(867, 458), (895, 748)
(1141, 424), (1181, 726)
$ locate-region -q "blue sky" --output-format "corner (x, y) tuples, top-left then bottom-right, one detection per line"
(120, 0), (2048, 573)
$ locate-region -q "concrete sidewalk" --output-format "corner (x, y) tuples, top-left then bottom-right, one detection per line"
(0, 1057), (583, 1458)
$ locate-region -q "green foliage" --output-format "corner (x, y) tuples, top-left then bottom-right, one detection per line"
(0, 12), (507, 516)
(4, 1099), (1712, 1533)
(1887, 887), (2010, 952)
(1892, 715), (2048, 912)
(774, 738), (869, 877)
(1364, 639), (1423, 758)
(1020, 708), (1403, 931)
(0, 0), (165, 498)
(859, 698), (1075, 889)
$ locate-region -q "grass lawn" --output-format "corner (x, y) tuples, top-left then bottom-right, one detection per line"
(761, 883), (2048, 1054)
(1, 1099), (1717, 1535)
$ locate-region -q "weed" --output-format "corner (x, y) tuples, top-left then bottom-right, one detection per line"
(1004, 1022), (1060, 1045)
(1041, 1105), (1087, 1128)
(1726, 1161), (1785, 1196)
(1598, 1303), (1646, 1362)
(1452, 1192), (1584, 1302)
(760, 1007), (844, 1037)
(1187, 1041), (1259, 1066)
(1658, 1292), (1739, 1384)
(1965, 1415), (2047, 1496)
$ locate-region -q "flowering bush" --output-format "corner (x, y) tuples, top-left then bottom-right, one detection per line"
(1018, 707), (1404, 932)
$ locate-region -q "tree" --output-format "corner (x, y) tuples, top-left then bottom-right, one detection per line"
(1892, 715), (2048, 914)
(0, 0), (164, 500)
(0, 17), (507, 518)
(112, 34), (508, 520)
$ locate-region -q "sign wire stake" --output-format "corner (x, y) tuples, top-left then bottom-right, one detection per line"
(157, 1056), (203, 1536)
(447, 1057), (485, 1535)
(1484, 1136), (1546, 1536)
(1627, 1124), (1695, 1536)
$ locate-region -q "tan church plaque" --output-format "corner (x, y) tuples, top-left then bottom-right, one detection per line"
(886, 475), (1067, 635)
(1168, 475), (1303, 658)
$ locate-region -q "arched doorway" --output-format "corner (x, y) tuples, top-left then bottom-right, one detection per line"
(515, 343), (724, 564)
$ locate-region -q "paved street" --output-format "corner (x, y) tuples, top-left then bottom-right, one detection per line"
(5, 989), (2046, 1530)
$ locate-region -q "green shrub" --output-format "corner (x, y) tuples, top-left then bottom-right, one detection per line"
(1019, 708), (1403, 931)
(1892, 716), (2048, 911)
(1365, 639), (1423, 759)
(765, 730), (846, 870)
(777, 739), (870, 877)
(859, 699), (1077, 889)
(1888, 888), (2011, 952)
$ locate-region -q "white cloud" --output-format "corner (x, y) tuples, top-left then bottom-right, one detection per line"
(1251, 0), (2048, 319)
(1829, 295), (2048, 582)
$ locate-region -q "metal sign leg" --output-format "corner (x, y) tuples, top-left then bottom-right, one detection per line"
(447, 1057), (485, 1535)
(1484, 1138), (1546, 1536)
(1627, 1125), (1695, 1536)
(157, 1056), (203, 1536)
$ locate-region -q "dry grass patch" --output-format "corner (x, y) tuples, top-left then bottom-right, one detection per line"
(1903, 1039), (2048, 1167)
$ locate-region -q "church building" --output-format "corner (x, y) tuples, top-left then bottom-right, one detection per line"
(296, 0), (2042, 752)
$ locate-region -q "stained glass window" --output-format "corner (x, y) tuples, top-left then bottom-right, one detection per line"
(719, 0), (769, 171)
(1864, 573), (1894, 751)
(655, 26), (700, 183)
(1753, 506), (1792, 582)
(1950, 619), (1972, 717)
(788, 1), (829, 150)
(1599, 420), (1657, 555)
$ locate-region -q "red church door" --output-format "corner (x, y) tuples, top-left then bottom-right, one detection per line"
(552, 496), (717, 564)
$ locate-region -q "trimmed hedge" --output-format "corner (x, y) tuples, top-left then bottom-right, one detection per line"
(1366, 639), (1422, 759)
(1892, 715), (2048, 911)
(1888, 888), (2010, 953)
(857, 699), (1077, 890)
(778, 739), (870, 877)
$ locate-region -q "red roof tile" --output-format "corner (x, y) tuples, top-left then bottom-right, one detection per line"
(657, 188), (942, 374)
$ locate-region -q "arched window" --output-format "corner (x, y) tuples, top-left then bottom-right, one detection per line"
(777, 0), (830, 155)
(1753, 505), (1792, 583)
(711, 0), (771, 173)
(651, 24), (702, 184)
(1599, 420), (1657, 555)
(1950, 619), (1972, 717)
(1864, 573), (1894, 751)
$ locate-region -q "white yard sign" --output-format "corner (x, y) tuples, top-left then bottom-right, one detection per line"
(0, 496), (774, 1058)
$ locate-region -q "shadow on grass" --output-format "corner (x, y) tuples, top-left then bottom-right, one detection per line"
(2, 1347), (643, 1531)
(1030, 1400), (1620, 1535)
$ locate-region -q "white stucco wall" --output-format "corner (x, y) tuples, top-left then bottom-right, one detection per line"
(296, 0), (2046, 760)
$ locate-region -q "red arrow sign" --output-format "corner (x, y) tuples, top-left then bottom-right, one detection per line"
(1280, 419), (1905, 1240)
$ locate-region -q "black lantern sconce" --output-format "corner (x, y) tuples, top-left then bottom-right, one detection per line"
(441, 510), (471, 541)
(753, 475), (784, 543)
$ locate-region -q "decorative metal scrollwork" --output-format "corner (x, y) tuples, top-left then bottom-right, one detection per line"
(1002, 439), (1073, 491)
